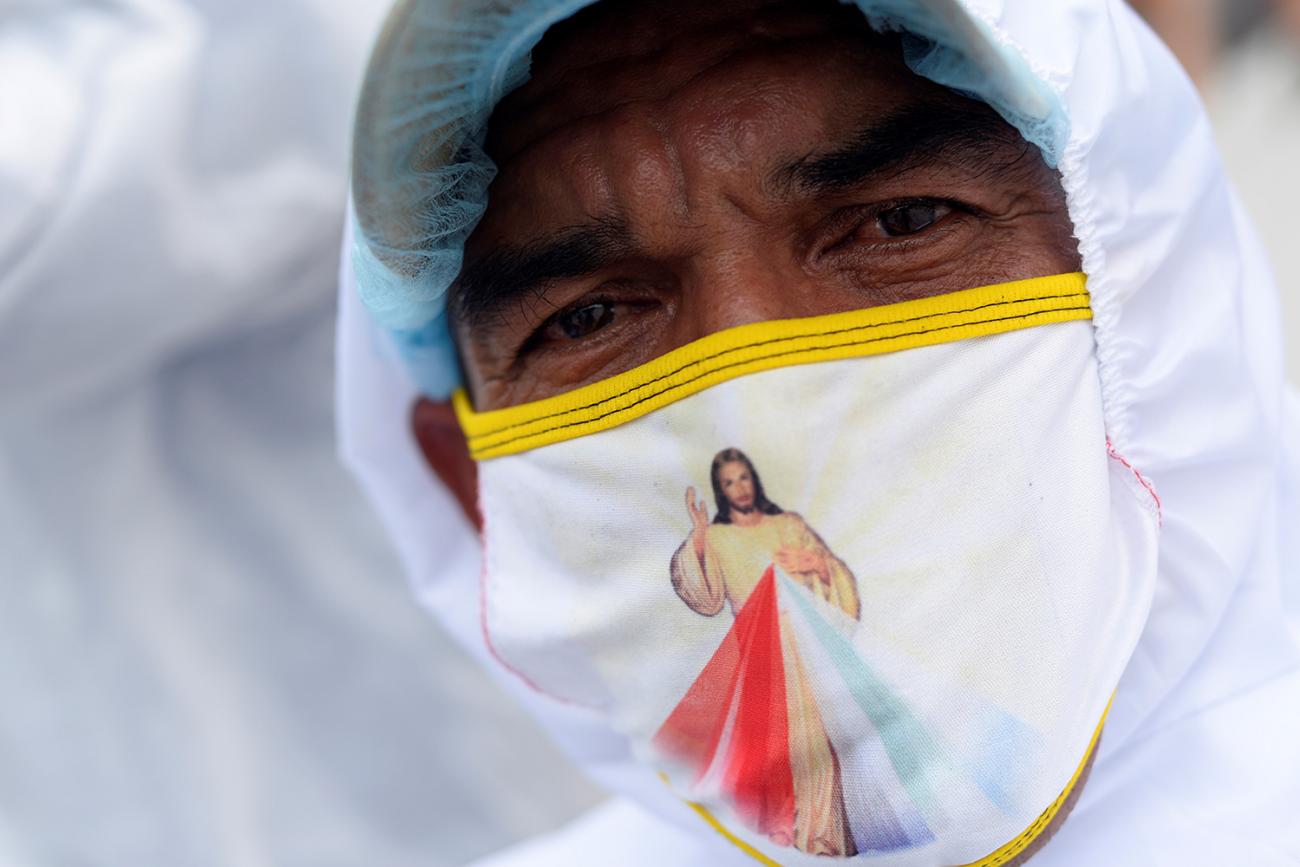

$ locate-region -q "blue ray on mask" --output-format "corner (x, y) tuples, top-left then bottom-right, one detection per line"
(779, 572), (951, 824)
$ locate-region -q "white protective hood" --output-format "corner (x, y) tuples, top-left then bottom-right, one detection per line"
(337, 0), (1300, 863)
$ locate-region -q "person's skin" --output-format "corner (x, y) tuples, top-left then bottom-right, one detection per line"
(411, 1), (1089, 860)
(414, 0), (1080, 526)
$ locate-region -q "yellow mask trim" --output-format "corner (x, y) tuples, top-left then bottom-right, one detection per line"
(455, 272), (1089, 460)
(673, 698), (1109, 867)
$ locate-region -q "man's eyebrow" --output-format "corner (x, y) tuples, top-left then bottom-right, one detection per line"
(450, 218), (634, 328)
(774, 101), (1027, 196)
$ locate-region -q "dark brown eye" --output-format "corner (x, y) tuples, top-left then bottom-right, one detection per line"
(556, 301), (616, 339)
(877, 201), (949, 237)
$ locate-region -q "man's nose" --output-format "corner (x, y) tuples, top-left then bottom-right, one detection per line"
(679, 250), (809, 338)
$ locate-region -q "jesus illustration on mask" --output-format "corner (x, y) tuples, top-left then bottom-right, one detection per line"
(657, 447), (861, 857)
(674, 448), (860, 618)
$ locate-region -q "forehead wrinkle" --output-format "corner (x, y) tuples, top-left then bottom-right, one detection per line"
(495, 48), (792, 237)
(488, 101), (673, 235)
(490, 1), (873, 164)
(493, 40), (754, 166)
(619, 114), (695, 225)
(769, 99), (1026, 198)
(490, 29), (744, 163)
(661, 53), (860, 223)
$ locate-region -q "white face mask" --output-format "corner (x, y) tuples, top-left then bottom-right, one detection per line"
(454, 273), (1160, 866)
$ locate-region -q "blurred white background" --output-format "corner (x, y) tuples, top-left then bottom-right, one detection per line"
(0, 2), (1295, 866)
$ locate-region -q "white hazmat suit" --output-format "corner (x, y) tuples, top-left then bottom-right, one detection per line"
(338, 0), (1300, 865)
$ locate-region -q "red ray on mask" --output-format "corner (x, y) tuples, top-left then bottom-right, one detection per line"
(654, 566), (795, 840)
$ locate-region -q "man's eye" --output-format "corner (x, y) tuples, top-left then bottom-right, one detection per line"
(553, 300), (616, 340)
(876, 201), (951, 236)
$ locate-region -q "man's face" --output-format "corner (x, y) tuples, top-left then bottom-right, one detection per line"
(449, 0), (1080, 410)
(719, 461), (756, 512)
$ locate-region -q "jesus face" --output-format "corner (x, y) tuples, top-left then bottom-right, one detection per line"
(719, 462), (756, 513)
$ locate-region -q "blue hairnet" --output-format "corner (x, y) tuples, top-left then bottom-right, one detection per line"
(350, 0), (1069, 398)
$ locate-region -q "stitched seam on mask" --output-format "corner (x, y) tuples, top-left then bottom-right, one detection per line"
(472, 306), (1091, 454)
(465, 289), (1088, 442)
(1105, 438), (1163, 528)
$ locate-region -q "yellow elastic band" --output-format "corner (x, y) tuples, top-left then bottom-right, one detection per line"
(683, 798), (783, 867)
(674, 699), (1110, 867)
(456, 272), (1089, 460)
